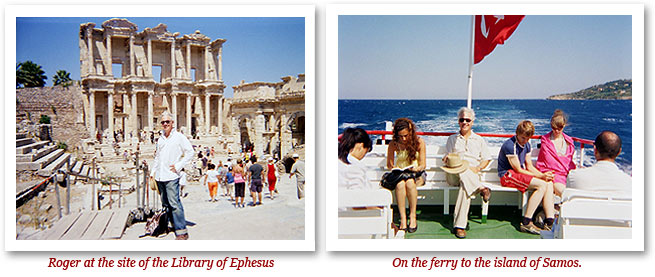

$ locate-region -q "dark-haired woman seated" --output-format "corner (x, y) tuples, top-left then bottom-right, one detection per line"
(385, 118), (426, 233)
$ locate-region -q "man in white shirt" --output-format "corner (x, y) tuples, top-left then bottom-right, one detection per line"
(443, 107), (492, 239)
(150, 111), (194, 240)
(567, 131), (631, 195)
(290, 154), (305, 199)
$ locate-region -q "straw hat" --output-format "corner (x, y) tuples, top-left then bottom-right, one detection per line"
(440, 153), (469, 174)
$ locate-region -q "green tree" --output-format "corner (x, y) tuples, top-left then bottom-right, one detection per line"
(52, 70), (73, 87)
(16, 61), (47, 88)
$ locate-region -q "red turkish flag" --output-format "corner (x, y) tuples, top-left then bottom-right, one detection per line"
(474, 15), (524, 64)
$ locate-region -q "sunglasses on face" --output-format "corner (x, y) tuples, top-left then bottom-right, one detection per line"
(458, 118), (472, 123)
(161, 120), (172, 125)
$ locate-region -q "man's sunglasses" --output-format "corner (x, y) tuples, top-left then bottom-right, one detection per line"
(458, 118), (472, 123)
(161, 120), (172, 125)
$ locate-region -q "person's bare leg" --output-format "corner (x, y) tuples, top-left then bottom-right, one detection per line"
(525, 179), (547, 218)
(405, 178), (418, 229)
(395, 180), (407, 229)
(543, 181), (555, 218)
(553, 182), (565, 197)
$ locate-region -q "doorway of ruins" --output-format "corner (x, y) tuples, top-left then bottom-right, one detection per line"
(191, 117), (197, 139)
(239, 117), (252, 153)
(290, 113), (305, 146)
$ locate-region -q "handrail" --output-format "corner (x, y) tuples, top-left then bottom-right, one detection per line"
(340, 130), (594, 167)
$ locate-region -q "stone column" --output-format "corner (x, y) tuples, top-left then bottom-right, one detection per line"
(232, 115), (240, 153)
(87, 28), (94, 75)
(130, 92), (138, 135)
(205, 94), (211, 134)
(218, 45), (223, 81)
(186, 94), (192, 134)
(108, 92), (115, 141)
(217, 97), (223, 135)
(89, 91), (96, 135)
(186, 41), (191, 79)
(106, 33), (112, 76)
(147, 92), (154, 132)
(129, 36), (135, 76)
(204, 46), (209, 81)
(195, 96), (204, 134)
(147, 38), (153, 77)
(279, 113), (290, 158)
(255, 110), (265, 158)
(170, 41), (175, 79)
(171, 93), (178, 129)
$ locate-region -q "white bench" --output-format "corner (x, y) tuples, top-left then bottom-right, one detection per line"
(363, 144), (534, 223)
(555, 189), (632, 239)
(338, 189), (399, 239)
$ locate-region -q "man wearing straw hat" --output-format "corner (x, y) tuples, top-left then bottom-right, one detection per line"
(443, 107), (492, 239)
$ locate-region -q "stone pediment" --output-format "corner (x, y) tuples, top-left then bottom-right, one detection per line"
(183, 30), (211, 43)
(101, 18), (138, 32)
(143, 23), (179, 40)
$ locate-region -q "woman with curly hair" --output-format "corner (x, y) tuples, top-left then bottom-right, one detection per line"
(386, 118), (426, 233)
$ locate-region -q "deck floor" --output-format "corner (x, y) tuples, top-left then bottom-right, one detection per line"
(396, 205), (540, 239)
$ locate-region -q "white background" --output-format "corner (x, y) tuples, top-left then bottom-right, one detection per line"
(2, 0), (653, 276)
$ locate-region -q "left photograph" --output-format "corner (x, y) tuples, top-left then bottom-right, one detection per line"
(9, 5), (314, 250)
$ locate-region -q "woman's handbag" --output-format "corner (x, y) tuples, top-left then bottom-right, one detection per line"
(380, 170), (404, 190)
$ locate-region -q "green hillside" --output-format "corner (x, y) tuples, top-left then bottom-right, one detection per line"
(547, 79), (631, 100)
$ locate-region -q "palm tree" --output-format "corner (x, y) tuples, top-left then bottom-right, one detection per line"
(53, 70), (73, 87)
(16, 61), (47, 88)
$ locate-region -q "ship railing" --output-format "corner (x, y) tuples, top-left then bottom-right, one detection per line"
(361, 130), (594, 167)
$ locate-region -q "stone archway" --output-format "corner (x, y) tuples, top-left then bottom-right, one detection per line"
(286, 111), (305, 147)
(239, 116), (252, 153)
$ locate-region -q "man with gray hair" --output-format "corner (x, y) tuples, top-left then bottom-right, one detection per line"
(150, 111), (194, 240)
(442, 107), (492, 238)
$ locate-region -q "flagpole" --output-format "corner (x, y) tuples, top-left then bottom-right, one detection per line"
(467, 15), (475, 109)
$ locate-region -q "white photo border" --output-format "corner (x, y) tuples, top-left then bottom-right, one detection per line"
(5, 4), (316, 252)
(326, 3), (644, 251)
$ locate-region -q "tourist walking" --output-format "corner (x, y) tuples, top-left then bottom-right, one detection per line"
(225, 165), (235, 202)
(150, 111), (193, 240)
(179, 168), (188, 198)
(265, 157), (279, 199)
(289, 154), (306, 199)
(247, 156), (264, 205)
(233, 160), (247, 208)
(203, 163), (220, 202)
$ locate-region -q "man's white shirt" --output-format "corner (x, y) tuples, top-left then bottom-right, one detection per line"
(151, 129), (194, 182)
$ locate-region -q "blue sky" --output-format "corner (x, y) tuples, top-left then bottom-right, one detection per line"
(338, 15), (632, 99)
(16, 17), (305, 97)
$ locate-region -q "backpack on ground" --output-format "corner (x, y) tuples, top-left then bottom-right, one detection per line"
(144, 209), (169, 237)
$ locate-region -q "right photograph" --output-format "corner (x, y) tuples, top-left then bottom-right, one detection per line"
(327, 4), (643, 251)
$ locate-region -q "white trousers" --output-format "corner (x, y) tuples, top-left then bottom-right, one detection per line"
(448, 169), (485, 229)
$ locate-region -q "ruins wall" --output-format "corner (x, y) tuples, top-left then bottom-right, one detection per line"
(16, 85), (90, 151)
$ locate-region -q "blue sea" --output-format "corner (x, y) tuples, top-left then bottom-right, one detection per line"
(338, 99), (632, 173)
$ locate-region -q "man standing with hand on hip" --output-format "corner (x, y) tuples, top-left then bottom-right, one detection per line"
(150, 111), (194, 240)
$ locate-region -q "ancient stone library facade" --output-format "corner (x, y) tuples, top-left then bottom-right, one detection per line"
(79, 18), (305, 158)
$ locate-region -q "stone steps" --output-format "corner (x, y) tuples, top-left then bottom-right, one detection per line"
(38, 152), (71, 176)
(16, 143), (57, 162)
(16, 140), (50, 155)
(16, 137), (35, 147)
(16, 148), (64, 171)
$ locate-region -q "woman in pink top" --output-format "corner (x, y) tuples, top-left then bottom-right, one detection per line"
(536, 109), (576, 196)
(233, 160), (247, 208)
